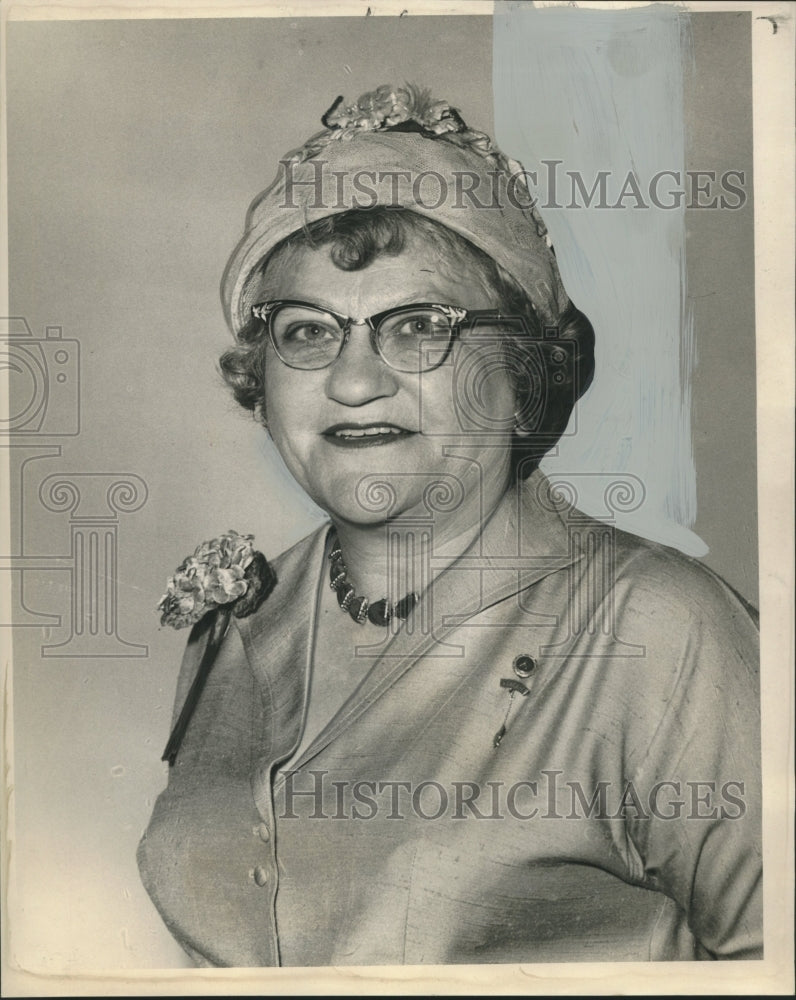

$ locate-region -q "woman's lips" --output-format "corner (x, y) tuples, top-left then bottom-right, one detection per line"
(322, 423), (415, 448)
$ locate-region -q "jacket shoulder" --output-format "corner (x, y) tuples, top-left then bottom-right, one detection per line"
(608, 526), (758, 625)
(269, 521), (331, 579)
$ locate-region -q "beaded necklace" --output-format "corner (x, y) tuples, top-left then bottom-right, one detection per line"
(328, 531), (418, 626)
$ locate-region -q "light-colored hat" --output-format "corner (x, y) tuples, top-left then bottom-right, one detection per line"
(221, 84), (570, 335)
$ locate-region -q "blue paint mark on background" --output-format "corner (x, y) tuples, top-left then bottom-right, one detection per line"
(494, 2), (706, 555)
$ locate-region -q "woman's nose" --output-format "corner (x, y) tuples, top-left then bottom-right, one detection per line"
(324, 323), (399, 406)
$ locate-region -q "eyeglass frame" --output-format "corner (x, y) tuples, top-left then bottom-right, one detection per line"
(250, 299), (524, 373)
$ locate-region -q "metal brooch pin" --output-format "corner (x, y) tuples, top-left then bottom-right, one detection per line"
(493, 677), (531, 748)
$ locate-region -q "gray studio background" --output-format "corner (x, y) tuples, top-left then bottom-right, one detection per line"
(6, 11), (755, 971)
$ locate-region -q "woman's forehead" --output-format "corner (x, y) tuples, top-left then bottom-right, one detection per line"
(255, 234), (500, 314)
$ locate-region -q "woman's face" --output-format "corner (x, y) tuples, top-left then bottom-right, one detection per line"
(255, 231), (517, 527)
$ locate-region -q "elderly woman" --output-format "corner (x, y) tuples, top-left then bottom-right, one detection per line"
(138, 85), (761, 966)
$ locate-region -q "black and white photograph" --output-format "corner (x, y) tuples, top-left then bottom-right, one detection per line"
(1, 0), (793, 994)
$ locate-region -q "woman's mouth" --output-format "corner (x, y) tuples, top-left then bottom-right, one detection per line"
(322, 423), (414, 448)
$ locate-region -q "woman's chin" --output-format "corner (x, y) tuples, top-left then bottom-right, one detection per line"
(320, 494), (421, 528)
(305, 478), (427, 528)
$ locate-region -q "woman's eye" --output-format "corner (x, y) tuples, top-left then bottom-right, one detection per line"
(399, 319), (427, 336)
(393, 315), (446, 338)
(284, 323), (336, 343)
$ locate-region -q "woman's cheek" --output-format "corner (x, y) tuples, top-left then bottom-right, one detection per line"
(264, 381), (313, 473)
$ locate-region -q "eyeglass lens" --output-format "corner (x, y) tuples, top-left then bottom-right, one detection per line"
(269, 304), (456, 373)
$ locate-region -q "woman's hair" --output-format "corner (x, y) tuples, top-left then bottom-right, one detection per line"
(219, 207), (595, 480)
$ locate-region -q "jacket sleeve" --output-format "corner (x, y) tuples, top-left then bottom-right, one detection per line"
(623, 565), (762, 959)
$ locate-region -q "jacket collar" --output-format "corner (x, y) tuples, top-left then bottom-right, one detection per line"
(239, 468), (582, 771)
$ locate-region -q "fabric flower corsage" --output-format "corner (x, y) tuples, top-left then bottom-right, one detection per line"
(157, 531), (276, 766)
(157, 530), (275, 630)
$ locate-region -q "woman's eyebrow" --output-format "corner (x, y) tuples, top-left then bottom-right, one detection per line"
(278, 293), (465, 316)
(258, 295), (343, 315)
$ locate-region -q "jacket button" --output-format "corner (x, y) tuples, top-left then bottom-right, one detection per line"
(513, 654), (537, 678)
(254, 822), (271, 843)
(252, 866), (268, 887)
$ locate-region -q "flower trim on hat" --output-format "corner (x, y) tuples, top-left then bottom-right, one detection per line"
(321, 84), (467, 139)
(282, 83), (551, 246)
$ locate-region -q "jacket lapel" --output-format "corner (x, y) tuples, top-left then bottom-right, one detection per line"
(235, 525), (330, 765)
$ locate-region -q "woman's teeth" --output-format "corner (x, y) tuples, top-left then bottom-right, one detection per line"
(335, 426), (404, 438)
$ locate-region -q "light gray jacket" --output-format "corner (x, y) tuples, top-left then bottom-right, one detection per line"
(138, 472), (762, 966)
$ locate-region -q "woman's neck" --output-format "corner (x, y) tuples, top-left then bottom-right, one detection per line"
(329, 471), (513, 603)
